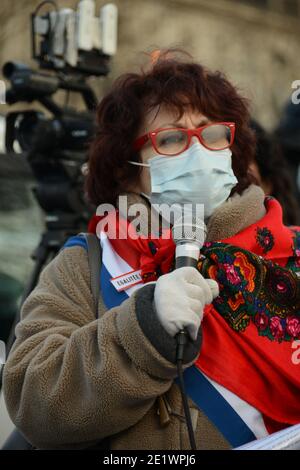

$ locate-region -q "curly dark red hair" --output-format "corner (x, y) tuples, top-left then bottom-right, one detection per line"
(86, 49), (256, 206)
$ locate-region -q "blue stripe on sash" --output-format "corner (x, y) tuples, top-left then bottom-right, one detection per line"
(177, 366), (256, 447)
(101, 263), (128, 309)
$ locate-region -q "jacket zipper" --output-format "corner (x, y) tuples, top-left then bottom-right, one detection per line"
(157, 395), (186, 427)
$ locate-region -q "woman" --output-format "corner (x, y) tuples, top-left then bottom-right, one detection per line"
(3, 50), (300, 450)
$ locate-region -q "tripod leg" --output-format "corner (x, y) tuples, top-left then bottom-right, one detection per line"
(5, 233), (56, 358)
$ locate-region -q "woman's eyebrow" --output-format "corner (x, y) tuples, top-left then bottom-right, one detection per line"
(159, 118), (210, 128)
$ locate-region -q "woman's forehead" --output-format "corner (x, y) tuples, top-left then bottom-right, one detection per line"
(142, 104), (207, 132)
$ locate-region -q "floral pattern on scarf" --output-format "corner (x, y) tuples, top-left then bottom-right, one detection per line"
(198, 242), (300, 342)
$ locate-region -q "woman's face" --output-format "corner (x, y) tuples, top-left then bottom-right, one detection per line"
(135, 106), (210, 196)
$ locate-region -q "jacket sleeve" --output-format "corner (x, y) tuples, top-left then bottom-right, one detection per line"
(3, 245), (201, 449)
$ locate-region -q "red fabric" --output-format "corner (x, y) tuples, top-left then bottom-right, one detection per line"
(89, 198), (300, 432)
(196, 199), (300, 431)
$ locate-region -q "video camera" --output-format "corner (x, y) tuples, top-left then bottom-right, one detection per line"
(2, 0), (118, 215)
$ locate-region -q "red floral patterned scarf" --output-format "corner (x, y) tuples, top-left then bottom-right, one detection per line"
(89, 196), (300, 433)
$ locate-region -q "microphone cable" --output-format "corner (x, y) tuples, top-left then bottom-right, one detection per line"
(176, 331), (197, 450)
(148, 241), (197, 449)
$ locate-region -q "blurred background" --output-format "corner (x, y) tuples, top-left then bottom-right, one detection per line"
(0, 0), (300, 447)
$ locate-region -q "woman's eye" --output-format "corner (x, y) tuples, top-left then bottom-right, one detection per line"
(160, 134), (184, 145)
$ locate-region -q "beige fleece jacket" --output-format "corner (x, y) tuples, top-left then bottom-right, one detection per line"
(3, 185), (265, 450)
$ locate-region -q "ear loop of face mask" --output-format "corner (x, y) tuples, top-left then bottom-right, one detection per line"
(128, 160), (150, 167)
(127, 143), (202, 199)
(128, 160), (151, 199)
(128, 141), (202, 199)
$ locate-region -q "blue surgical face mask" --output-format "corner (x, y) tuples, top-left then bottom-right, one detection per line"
(129, 142), (238, 220)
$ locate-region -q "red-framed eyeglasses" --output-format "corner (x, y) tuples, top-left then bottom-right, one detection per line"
(133, 122), (236, 156)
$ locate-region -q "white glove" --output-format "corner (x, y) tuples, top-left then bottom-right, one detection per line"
(153, 266), (219, 341)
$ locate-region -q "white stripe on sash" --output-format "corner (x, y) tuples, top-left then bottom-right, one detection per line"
(203, 372), (268, 439)
(100, 232), (143, 297)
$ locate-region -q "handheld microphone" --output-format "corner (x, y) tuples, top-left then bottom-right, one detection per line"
(171, 213), (208, 349)
(172, 213), (219, 297)
(171, 212), (208, 451)
(172, 214), (207, 269)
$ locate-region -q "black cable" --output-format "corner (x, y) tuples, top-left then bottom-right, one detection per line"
(32, 1), (59, 62)
(176, 331), (197, 450)
(33, 0), (58, 17)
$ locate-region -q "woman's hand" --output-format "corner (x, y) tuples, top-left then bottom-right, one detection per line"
(153, 267), (219, 341)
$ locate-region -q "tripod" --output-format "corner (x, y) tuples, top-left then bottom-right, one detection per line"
(3, 211), (89, 366)
(0, 206), (91, 449)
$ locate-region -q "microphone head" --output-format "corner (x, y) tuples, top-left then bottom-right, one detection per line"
(171, 214), (207, 247)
